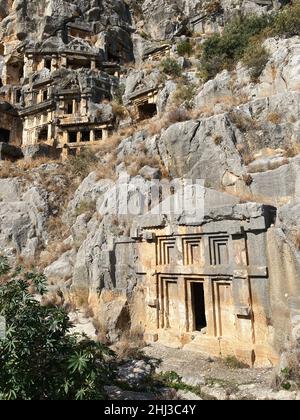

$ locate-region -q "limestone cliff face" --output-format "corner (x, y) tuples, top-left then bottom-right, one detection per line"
(0, 0), (300, 366)
(0, 0), (132, 40)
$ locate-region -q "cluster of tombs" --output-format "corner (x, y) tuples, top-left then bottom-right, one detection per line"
(0, 24), (124, 159)
(0, 21), (177, 159)
(0, 2), (282, 160)
(0, 5), (239, 159)
(0, 6), (242, 159)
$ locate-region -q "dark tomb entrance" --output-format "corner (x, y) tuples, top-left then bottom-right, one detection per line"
(138, 103), (157, 120)
(191, 282), (207, 332)
(0, 128), (10, 143)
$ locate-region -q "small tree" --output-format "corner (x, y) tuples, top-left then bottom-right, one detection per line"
(161, 58), (182, 78)
(177, 40), (193, 57)
(0, 257), (115, 400)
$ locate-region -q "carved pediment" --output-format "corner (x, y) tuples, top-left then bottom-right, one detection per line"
(60, 75), (80, 91)
(67, 38), (93, 52)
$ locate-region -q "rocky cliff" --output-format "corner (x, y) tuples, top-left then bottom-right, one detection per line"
(0, 0), (300, 380)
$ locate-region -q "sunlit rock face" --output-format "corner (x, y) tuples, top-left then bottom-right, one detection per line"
(0, 0), (300, 371)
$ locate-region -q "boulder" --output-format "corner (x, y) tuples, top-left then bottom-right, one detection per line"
(158, 115), (244, 189)
(44, 249), (76, 282)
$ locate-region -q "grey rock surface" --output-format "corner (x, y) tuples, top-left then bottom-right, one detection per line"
(158, 116), (244, 189)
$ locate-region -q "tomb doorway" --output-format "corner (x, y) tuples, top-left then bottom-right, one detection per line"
(138, 103), (157, 120)
(191, 282), (207, 332)
(0, 128), (10, 143)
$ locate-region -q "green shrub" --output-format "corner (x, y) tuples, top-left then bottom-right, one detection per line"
(242, 40), (270, 81)
(198, 2), (300, 82)
(274, 1), (300, 37)
(160, 58), (182, 77)
(0, 256), (10, 276)
(177, 40), (193, 57)
(0, 262), (115, 400)
(114, 83), (125, 105)
(199, 14), (273, 81)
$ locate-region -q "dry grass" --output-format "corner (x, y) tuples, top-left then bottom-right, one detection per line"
(0, 157), (57, 179)
(38, 240), (72, 270)
(17, 157), (54, 170)
(120, 150), (168, 178)
(193, 94), (250, 119)
(111, 101), (129, 119)
(293, 229), (300, 250)
(268, 112), (282, 125)
(213, 135), (223, 145)
(229, 111), (260, 133)
(41, 290), (64, 308)
(166, 108), (191, 124)
(38, 216), (71, 269)
(274, 344), (300, 391)
(15, 255), (37, 272)
(146, 118), (167, 135)
(145, 108), (192, 136)
(284, 143), (300, 158)
(83, 304), (95, 319)
(75, 199), (97, 217)
(236, 143), (255, 165)
(224, 355), (249, 369)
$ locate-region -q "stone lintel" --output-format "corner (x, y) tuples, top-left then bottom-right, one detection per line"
(143, 44), (171, 57)
(31, 78), (53, 88)
(19, 100), (55, 116)
(66, 22), (93, 32)
(152, 265), (267, 277)
(128, 87), (158, 102)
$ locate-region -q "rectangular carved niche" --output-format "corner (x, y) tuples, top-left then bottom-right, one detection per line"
(157, 237), (176, 265)
(212, 279), (235, 338)
(158, 276), (179, 329)
(182, 236), (203, 265)
(209, 236), (229, 265)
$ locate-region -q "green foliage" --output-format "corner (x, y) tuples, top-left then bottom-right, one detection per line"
(242, 40), (270, 81)
(274, 1), (300, 37)
(177, 40), (193, 57)
(0, 263), (115, 400)
(114, 83), (125, 105)
(198, 2), (300, 81)
(0, 256), (10, 276)
(199, 14), (273, 81)
(224, 355), (249, 369)
(278, 361), (300, 391)
(160, 58), (182, 77)
(158, 371), (184, 389)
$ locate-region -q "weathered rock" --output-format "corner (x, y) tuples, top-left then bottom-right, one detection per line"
(250, 156), (300, 202)
(96, 289), (129, 343)
(44, 249), (76, 282)
(158, 115), (244, 189)
(0, 142), (23, 160)
(138, 165), (161, 180)
(0, 178), (50, 258)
